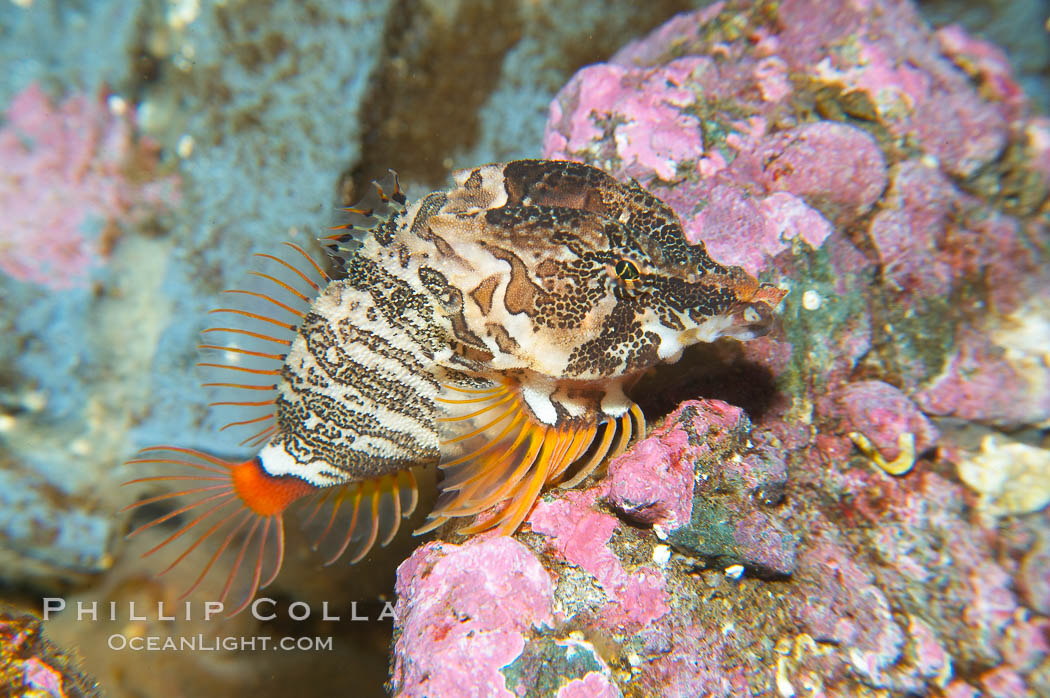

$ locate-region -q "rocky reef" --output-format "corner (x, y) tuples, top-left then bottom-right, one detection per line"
(391, 1), (1050, 695)
(1, 0), (1048, 696)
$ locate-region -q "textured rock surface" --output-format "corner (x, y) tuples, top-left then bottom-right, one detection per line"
(393, 0), (1050, 695)
(607, 400), (796, 577)
(0, 2), (750, 697)
(0, 82), (178, 588)
(392, 536), (557, 697)
(920, 0), (1050, 113)
(0, 604), (100, 698)
(0, 84), (178, 289)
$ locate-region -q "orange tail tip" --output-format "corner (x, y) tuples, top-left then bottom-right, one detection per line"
(121, 447), (317, 616)
(420, 383), (646, 537)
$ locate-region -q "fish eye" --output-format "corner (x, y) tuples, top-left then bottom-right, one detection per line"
(614, 259), (640, 281)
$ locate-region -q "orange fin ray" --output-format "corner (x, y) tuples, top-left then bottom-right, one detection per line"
(219, 516), (268, 615)
(124, 456), (229, 475)
(208, 398), (276, 408)
(422, 422), (545, 527)
(558, 409), (630, 489)
(121, 485), (235, 522)
(201, 326), (293, 346)
(441, 383), (506, 396)
(136, 446), (238, 469)
(424, 381), (647, 536)
(260, 516), (285, 590)
(439, 408), (525, 471)
(439, 412), (530, 492)
(437, 391), (515, 423)
(122, 474), (229, 484)
(195, 243), (328, 445)
(240, 426), (276, 448)
(143, 495), (242, 559)
(197, 344), (287, 361)
(489, 430), (569, 535)
(154, 505), (247, 577)
(438, 423), (543, 516)
(207, 307), (296, 331)
(398, 469), (419, 518)
(246, 270), (312, 304)
(457, 428), (567, 536)
(279, 242), (329, 285)
(348, 485), (381, 565)
(220, 289), (305, 319)
(442, 398), (518, 444)
(545, 425), (597, 484)
(176, 510), (255, 601)
(200, 382), (276, 391)
(218, 413), (274, 432)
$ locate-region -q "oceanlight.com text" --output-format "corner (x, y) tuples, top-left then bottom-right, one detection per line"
(107, 633), (334, 652)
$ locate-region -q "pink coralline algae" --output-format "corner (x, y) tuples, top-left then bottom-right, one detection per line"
(1024, 117), (1050, 187)
(1018, 530), (1050, 616)
(604, 402), (722, 530)
(546, 60), (704, 181)
(980, 667), (1030, 698)
(555, 672), (620, 698)
(915, 326), (1050, 430)
(391, 536), (555, 697)
(794, 535), (907, 684)
(0, 83), (179, 289)
(780, 0), (1010, 179)
(734, 121), (887, 224)
(530, 489), (671, 634)
(395, 0), (1050, 694)
(934, 24), (1027, 118)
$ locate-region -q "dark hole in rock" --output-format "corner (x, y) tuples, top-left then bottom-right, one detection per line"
(630, 338), (781, 426)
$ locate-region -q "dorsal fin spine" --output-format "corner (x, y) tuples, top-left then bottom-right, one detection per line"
(324, 169), (407, 263)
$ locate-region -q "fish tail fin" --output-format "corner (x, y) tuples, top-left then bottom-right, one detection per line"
(121, 241), (330, 614)
(121, 447), (317, 616)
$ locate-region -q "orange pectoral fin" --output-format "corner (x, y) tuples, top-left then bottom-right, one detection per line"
(423, 379), (646, 538)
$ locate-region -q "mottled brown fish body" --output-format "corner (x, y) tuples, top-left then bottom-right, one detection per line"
(122, 160), (785, 613)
